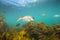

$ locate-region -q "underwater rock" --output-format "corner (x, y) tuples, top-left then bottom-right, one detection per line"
(0, 20), (8, 32)
(53, 24), (60, 32)
(0, 14), (8, 36)
(53, 24), (60, 39)
(23, 22), (44, 39)
(22, 22), (55, 40)
(25, 22), (53, 34)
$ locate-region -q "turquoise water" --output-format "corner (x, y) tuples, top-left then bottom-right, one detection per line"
(0, 0), (60, 26)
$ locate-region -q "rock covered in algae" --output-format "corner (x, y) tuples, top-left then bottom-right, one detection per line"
(0, 13), (8, 40)
(53, 24), (60, 32)
(25, 22), (53, 34)
(0, 14), (8, 33)
(23, 22), (54, 40)
(52, 24), (60, 39)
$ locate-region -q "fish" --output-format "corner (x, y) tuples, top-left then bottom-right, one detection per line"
(17, 16), (34, 22)
(41, 13), (47, 17)
(53, 14), (60, 18)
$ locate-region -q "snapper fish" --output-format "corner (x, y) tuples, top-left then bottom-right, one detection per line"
(17, 16), (34, 22)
